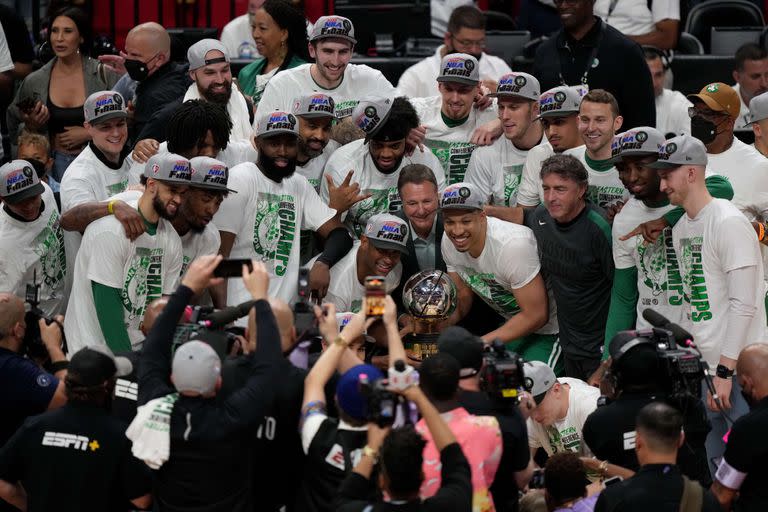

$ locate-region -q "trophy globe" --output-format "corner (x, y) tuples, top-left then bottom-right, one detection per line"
(401, 270), (457, 360)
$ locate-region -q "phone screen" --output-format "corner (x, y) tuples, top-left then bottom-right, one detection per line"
(213, 258), (253, 278)
(365, 276), (386, 317)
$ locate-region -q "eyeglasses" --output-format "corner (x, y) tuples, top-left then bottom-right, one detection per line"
(688, 107), (728, 121)
(451, 36), (486, 49)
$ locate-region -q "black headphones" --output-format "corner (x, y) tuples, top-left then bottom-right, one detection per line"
(642, 45), (671, 71)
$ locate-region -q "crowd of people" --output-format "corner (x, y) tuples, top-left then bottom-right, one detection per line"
(1, 0), (768, 511)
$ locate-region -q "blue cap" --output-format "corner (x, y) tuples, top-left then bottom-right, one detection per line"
(335, 364), (384, 420)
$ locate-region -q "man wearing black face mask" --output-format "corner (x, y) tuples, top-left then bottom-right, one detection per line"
(711, 343), (768, 511)
(213, 109), (353, 310)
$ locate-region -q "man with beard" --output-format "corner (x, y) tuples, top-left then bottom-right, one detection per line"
(213, 109), (353, 309)
(398, 5), (512, 98)
(409, 53), (499, 185)
(732, 43), (768, 138)
(466, 71), (545, 208)
(64, 153), (189, 354)
(257, 16), (394, 121)
(322, 95), (445, 238)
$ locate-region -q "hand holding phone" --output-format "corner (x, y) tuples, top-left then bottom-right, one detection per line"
(213, 258), (254, 278)
(365, 276), (386, 317)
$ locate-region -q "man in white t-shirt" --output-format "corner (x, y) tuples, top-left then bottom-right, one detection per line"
(440, 182), (562, 372)
(652, 133), (768, 471)
(219, 0), (263, 59)
(401, 4), (512, 98)
(64, 153), (189, 354)
(466, 72), (544, 209)
(644, 47), (691, 137)
(213, 109), (353, 309)
(732, 43), (768, 135)
(322, 214), (407, 313)
(524, 360), (600, 457)
(0, 160), (66, 316)
(594, 0), (680, 50)
(517, 86), (584, 208)
(746, 91), (768, 157)
(321, 95), (446, 238)
(257, 16), (394, 121)
(410, 53), (498, 185)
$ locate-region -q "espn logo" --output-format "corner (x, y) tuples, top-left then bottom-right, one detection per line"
(115, 379), (138, 401)
(42, 432), (99, 452)
(623, 431), (637, 450)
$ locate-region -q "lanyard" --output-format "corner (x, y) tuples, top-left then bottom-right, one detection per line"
(558, 21), (605, 87)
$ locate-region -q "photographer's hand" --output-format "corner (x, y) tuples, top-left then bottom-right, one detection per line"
(242, 261), (269, 300)
(315, 303), (339, 342)
(39, 316), (67, 372)
(308, 261), (331, 300)
(181, 254), (223, 295)
(339, 306), (373, 344)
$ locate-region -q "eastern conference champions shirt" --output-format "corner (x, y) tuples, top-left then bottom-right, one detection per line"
(566, 146), (629, 209)
(410, 96), (498, 185)
(64, 199), (182, 353)
(321, 139), (445, 238)
(214, 162), (336, 305)
(0, 183), (67, 316)
(466, 135), (539, 207)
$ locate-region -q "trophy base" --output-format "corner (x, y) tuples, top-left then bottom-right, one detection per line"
(403, 332), (440, 361)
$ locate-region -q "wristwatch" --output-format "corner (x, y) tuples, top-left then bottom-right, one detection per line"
(716, 364), (734, 379)
(362, 445), (379, 463)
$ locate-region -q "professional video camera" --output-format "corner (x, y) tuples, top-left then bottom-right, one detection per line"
(479, 340), (529, 401)
(23, 271), (65, 359)
(359, 360), (418, 427)
(294, 268), (319, 339)
(171, 301), (254, 359)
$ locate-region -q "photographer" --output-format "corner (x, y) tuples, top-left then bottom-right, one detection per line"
(129, 254), (281, 511)
(334, 379), (472, 512)
(582, 332), (711, 486)
(0, 293), (67, 446)
(438, 326), (533, 511)
(0, 345), (151, 511)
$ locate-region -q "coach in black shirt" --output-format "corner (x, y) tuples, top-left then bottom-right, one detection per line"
(532, 0), (654, 130)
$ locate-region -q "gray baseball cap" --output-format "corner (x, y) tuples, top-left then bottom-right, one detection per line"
(256, 110), (300, 138)
(189, 156), (236, 193)
(440, 182), (485, 211)
(537, 86), (582, 119)
(84, 91), (128, 125)
(144, 153), (193, 184)
(525, 360), (557, 404)
(172, 341), (221, 395)
(292, 93), (336, 119)
(364, 213), (409, 254)
(68, 345), (133, 386)
(187, 39), (230, 71)
(352, 95), (394, 140)
(437, 53), (480, 86)
(310, 15), (356, 44)
(0, 160), (45, 204)
(649, 134), (708, 170)
(488, 72), (540, 101)
(609, 126), (665, 164)
(745, 91), (768, 127)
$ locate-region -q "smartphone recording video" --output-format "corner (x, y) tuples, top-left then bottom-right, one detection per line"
(213, 258), (253, 278)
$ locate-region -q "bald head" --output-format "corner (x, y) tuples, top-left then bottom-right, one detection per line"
(141, 297), (169, 336)
(738, 343), (768, 402)
(125, 22), (171, 75)
(0, 293), (25, 347)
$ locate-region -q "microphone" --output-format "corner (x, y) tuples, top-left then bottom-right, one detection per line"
(198, 300), (257, 328)
(641, 309), (695, 347)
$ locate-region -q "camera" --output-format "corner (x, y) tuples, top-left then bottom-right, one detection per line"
(479, 340), (528, 401)
(294, 268), (318, 338)
(23, 273), (65, 359)
(171, 304), (245, 359)
(359, 372), (399, 427)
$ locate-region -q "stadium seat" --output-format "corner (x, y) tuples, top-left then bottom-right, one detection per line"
(485, 31), (532, 64)
(684, 0), (764, 52)
(677, 32), (705, 54)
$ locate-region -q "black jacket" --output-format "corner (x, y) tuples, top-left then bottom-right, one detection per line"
(132, 61), (191, 144)
(533, 17), (655, 130)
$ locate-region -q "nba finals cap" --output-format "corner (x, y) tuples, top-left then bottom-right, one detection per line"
(440, 182), (485, 211)
(649, 134), (708, 170)
(687, 82), (740, 120)
(745, 91), (768, 127)
(68, 346), (133, 387)
(526, 360), (557, 404)
(84, 91), (128, 124)
(488, 72), (540, 101)
(189, 156), (236, 193)
(608, 126), (665, 164)
(187, 39), (229, 71)
(310, 15), (356, 44)
(292, 93), (336, 119)
(336, 364), (383, 421)
(0, 159), (44, 204)
(256, 110), (300, 138)
(172, 341), (221, 395)
(537, 86), (582, 119)
(143, 153), (193, 184)
(352, 95), (394, 140)
(437, 326), (484, 378)
(437, 53), (480, 86)
(364, 213), (409, 254)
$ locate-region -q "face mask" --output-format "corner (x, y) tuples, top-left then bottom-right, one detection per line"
(25, 158), (47, 180)
(124, 58), (150, 81)
(690, 115), (717, 145)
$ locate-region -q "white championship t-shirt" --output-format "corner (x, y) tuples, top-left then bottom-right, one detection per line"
(527, 377), (600, 456)
(321, 139), (446, 238)
(443, 217), (558, 334)
(0, 183), (67, 316)
(411, 96), (499, 185)
(213, 162), (336, 305)
(180, 226), (221, 278)
(297, 139), (340, 264)
(466, 135), (544, 206)
(318, 243), (402, 313)
(220, 14), (260, 59)
(566, 145), (629, 209)
(656, 89), (692, 137)
(672, 198), (768, 367)
(517, 142), (555, 207)
(733, 83), (751, 133)
(594, 0), (679, 36)
(64, 200), (183, 353)
(256, 63), (395, 120)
